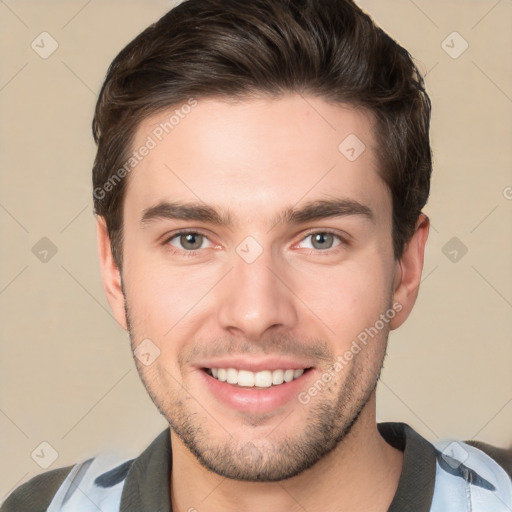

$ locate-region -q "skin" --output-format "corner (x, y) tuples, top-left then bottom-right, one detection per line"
(97, 94), (429, 512)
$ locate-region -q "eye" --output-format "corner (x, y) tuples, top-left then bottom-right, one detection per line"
(162, 229), (347, 257)
(165, 230), (213, 252)
(297, 231), (344, 251)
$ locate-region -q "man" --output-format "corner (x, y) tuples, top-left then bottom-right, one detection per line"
(3, 0), (511, 511)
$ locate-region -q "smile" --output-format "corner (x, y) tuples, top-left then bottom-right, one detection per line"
(204, 368), (308, 388)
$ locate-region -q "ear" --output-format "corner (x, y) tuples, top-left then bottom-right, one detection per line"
(389, 213), (430, 330)
(97, 216), (128, 330)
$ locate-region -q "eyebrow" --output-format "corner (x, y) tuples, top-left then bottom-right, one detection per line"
(140, 198), (375, 228)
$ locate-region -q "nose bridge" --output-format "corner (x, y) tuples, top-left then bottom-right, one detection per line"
(216, 239), (298, 339)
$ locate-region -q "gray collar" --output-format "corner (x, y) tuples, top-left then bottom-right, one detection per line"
(119, 422), (436, 512)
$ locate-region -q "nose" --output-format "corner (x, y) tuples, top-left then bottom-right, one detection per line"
(216, 246), (299, 341)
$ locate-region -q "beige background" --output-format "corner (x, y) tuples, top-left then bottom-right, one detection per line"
(1, 0), (511, 501)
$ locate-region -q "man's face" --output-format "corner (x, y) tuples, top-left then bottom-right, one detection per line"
(118, 94), (399, 481)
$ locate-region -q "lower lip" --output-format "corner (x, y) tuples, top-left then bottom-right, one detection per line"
(198, 368), (315, 414)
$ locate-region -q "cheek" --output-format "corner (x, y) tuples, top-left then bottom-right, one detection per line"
(295, 258), (393, 341)
(123, 245), (197, 324)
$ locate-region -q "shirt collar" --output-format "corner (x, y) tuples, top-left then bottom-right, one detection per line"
(120, 422), (437, 512)
(379, 422), (437, 512)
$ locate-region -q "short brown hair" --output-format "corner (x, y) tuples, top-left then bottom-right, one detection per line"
(92, 0), (432, 269)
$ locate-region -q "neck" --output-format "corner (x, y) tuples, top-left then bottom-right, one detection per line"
(170, 393), (403, 512)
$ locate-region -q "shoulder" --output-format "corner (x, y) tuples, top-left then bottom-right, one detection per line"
(431, 437), (512, 510)
(2, 454), (135, 512)
(1, 465), (74, 512)
(1, 430), (170, 512)
(465, 440), (512, 480)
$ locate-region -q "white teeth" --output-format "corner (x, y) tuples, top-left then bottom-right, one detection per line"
(226, 368), (238, 384)
(254, 370), (272, 387)
(208, 367), (306, 387)
(283, 369), (294, 383)
(237, 370), (255, 387)
(272, 369), (284, 385)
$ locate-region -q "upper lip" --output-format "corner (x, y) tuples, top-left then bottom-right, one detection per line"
(195, 357), (315, 372)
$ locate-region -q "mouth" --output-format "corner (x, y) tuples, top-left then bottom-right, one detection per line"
(194, 355), (318, 414)
(198, 364), (316, 414)
(203, 367), (312, 388)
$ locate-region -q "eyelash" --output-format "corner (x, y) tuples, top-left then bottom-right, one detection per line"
(162, 228), (347, 257)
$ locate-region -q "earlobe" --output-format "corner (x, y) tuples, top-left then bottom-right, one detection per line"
(389, 213), (430, 330)
(96, 217), (128, 330)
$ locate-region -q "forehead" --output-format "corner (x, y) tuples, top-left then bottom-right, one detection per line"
(123, 94), (390, 227)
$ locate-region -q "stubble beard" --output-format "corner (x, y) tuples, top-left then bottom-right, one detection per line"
(123, 289), (388, 482)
